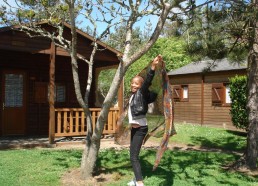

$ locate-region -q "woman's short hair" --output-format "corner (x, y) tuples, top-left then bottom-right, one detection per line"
(132, 75), (144, 84)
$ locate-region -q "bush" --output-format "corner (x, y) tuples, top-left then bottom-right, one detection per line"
(229, 75), (248, 131)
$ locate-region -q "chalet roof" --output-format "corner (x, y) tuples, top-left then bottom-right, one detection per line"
(168, 58), (247, 76)
(0, 22), (122, 57)
(62, 22), (122, 56)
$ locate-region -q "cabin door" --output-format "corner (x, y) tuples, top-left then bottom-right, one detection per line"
(2, 70), (26, 135)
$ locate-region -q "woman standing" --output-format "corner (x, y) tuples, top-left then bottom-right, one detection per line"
(127, 55), (162, 186)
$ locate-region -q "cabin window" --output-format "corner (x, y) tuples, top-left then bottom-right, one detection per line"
(225, 84), (231, 104)
(5, 74), (24, 107)
(55, 84), (66, 103)
(182, 85), (189, 101)
(173, 85), (189, 102)
(34, 82), (66, 103)
(212, 83), (231, 106)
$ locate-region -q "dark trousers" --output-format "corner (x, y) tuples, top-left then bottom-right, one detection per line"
(130, 126), (148, 181)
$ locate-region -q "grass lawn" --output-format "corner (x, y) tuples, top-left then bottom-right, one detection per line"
(153, 123), (247, 152)
(99, 149), (257, 186)
(0, 123), (257, 186)
(0, 149), (81, 186)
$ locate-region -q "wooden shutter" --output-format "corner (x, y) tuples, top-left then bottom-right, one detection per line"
(212, 83), (224, 106)
(173, 86), (181, 102)
(34, 82), (48, 103)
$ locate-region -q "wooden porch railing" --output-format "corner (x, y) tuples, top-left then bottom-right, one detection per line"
(55, 108), (119, 137)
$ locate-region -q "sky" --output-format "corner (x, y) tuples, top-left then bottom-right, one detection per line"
(0, 0), (207, 35)
(0, 0), (159, 34)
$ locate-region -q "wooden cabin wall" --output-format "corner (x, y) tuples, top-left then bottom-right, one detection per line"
(0, 50), (49, 135)
(202, 70), (246, 129)
(0, 25), (121, 137)
(170, 70), (246, 130)
(170, 74), (202, 124)
(0, 50), (93, 136)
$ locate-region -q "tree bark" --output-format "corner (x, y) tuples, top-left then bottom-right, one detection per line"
(80, 135), (100, 179)
(246, 14), (258, 170)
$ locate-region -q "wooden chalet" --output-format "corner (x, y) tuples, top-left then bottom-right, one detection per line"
(0, 23), (123, 143)
(168, 59), (247, 130)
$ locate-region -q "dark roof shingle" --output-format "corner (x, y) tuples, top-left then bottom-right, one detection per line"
(168, 58), (247, 76)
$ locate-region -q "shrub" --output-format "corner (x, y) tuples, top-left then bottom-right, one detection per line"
(229, 75), (248, 131)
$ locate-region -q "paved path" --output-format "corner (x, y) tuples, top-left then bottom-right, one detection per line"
(0, 136), (159, 150)
(0, 136), (51, 149)
(0, 136), (243, 156)
(0, 135), (176, 152)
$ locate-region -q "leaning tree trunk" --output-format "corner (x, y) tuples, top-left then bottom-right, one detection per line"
(80, 63), (124, 179)
(245, 16), (258, 170)
(80, 94), (120, 179)
(80, 134), (101, 179)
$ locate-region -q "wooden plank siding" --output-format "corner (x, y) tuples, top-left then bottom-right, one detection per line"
(202, 71), (246, 129)
(170, 70), (246, 130)
(0, 23), (122, 138)
(202, 83), (232, 127)
(0, 50), (100, 136)
(173, 83), (202, 124)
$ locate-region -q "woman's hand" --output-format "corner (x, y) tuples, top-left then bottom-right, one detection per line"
(151, 54), (162, 70)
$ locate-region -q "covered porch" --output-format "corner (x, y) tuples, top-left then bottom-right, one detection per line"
(0, 23), (123, 144)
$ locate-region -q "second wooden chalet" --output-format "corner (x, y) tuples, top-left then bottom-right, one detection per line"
(168, 59), (247, 130)
(0, 22), (123, 143)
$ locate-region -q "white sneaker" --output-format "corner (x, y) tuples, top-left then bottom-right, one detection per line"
(127, 179), (136, 186)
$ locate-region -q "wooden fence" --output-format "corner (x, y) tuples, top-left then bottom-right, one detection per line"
(55, 108), (119, 137)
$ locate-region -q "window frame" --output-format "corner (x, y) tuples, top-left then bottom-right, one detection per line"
(54, 83), (66, 103)
(211, 83), (231, 107)
(173, 84), (189, 102)
(181, 85), (189, 102)
(34, 82), (66, 104)
(224, 83), (231, 106)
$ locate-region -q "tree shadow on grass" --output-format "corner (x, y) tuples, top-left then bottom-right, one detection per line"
(226, 130), (247, 137)
(142, 148), (253, 186)
(96, 148), (242, 185)
(96, 149), (175, 185)
(40, 150), (82, 169)
(156, 149), (251, 186)
(96, 149), (131, 177)
(82, 148), (254, 185)
(141, 150), (175, 186)
(189, 131), (246, 152)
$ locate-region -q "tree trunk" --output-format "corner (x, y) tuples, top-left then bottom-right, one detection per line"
(246, 17), (258, 170)
(80, 136), (101, 179)
(80, 62), (124, 179)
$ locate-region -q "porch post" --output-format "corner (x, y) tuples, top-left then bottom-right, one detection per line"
(49, 42), (56, 144)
